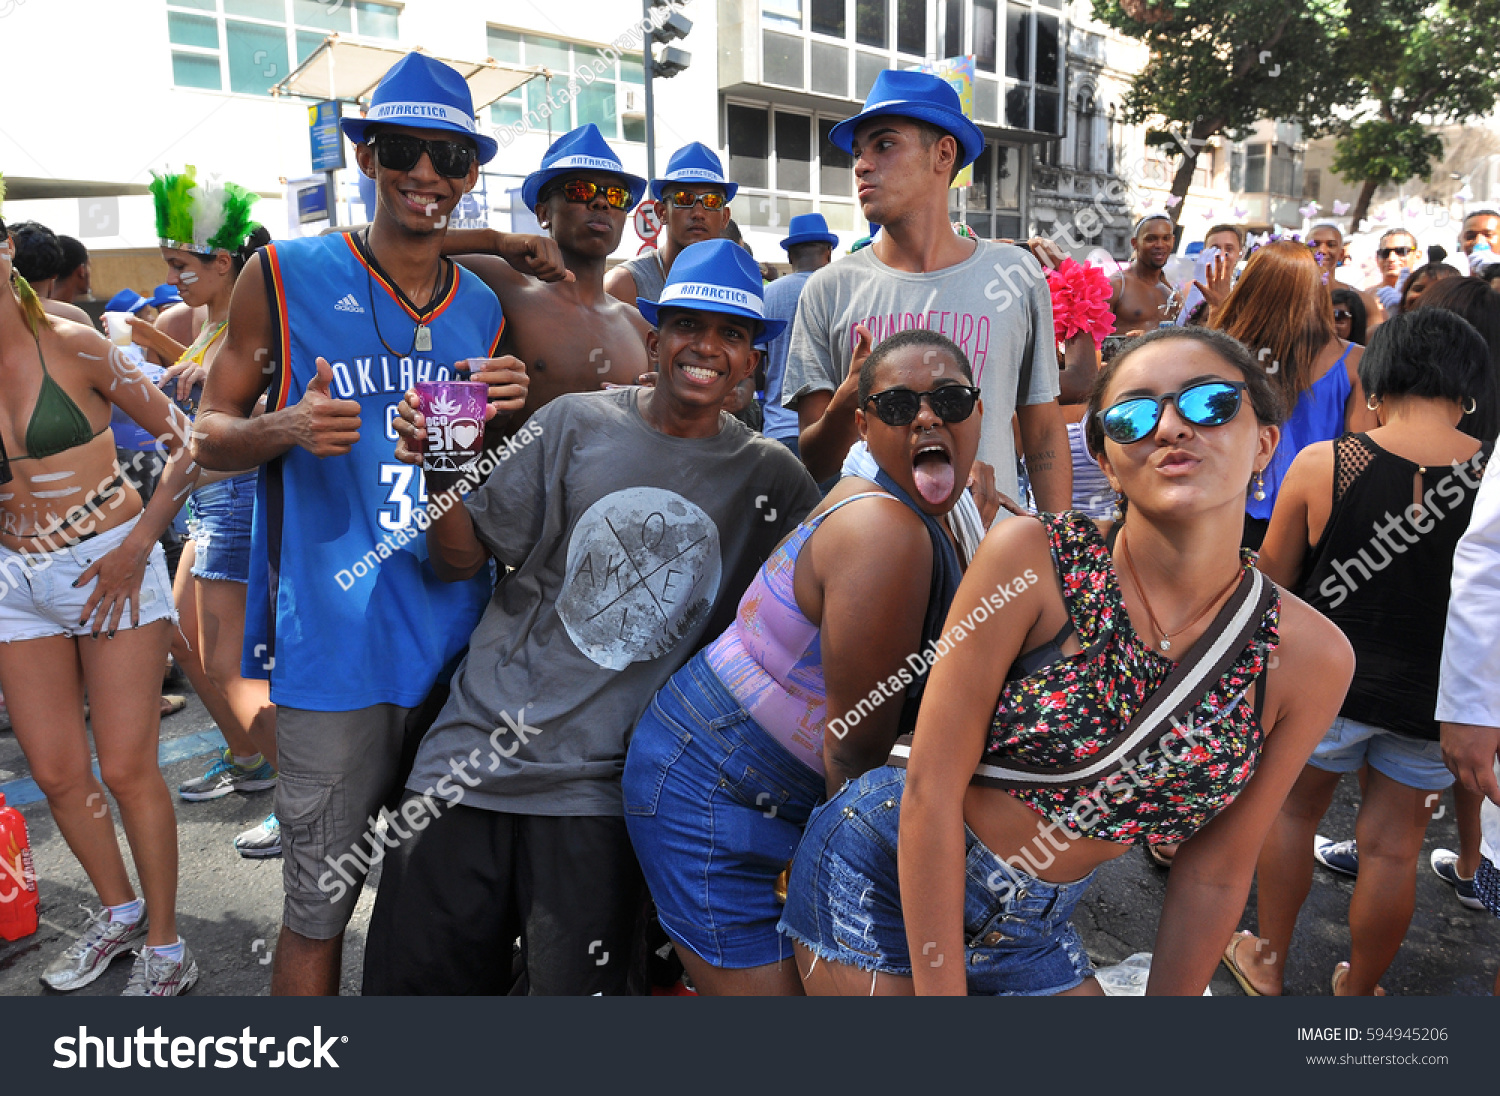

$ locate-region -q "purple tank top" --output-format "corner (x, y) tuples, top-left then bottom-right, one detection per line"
(703, 492), (898, 775)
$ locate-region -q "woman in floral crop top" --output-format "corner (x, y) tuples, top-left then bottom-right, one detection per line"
(779, 327), (1355, 995)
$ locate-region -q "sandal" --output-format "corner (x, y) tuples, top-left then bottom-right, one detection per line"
(1145, 842), (1179, 869)
(1221, 931), (1274, 997)
(1331, 961), (1387, 996)
(160, 694), (187, 718)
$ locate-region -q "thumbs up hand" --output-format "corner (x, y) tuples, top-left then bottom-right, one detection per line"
(292, 357), (363, 457)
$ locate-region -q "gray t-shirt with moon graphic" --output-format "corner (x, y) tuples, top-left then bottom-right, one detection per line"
(405, 386), (820, 817)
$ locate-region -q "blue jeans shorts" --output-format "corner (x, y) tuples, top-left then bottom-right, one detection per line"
(623, 650), (826, 970)
(1307, 715), (1454, 792)
(778, 766), (1097, 995)
(187, 472), (255, 584)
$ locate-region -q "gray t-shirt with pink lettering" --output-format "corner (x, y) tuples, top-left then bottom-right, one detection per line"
(781, 240), (1058, 502)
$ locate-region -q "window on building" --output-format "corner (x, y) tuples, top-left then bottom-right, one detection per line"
(973, 0), (998, 73)
(942, 0), (963, 57)
(1245, 143), (1268, 193)
(957, 142), (1023, 238)
(1229, 145), (1244, 192)
(725, 101), (859, 231)
(1192, 148), (1214, 191)
(764, 0), (803, 30)
(896, 0), (925, 54)
(1075, 91), (1095, 173)
(168, 0), (399, 95)
(487, 28), (646, 143)
(811, 0), (845, 37)
(856, 0), (887, 48)
(1302, 168), (1321, 202)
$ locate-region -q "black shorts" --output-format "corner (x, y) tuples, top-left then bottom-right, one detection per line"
(362, 798), (646, 995)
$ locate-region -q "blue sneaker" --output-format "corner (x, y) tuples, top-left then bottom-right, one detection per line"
(1313, 836), (1358, 877)
(1430, 849), (1485, 910)
(234, 814), (281, 859)
(179, 747), (277, 801)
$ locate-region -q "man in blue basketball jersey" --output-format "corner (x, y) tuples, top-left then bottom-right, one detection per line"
(194, 52), (563, 996)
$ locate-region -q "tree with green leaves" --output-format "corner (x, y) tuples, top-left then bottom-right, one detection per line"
(1093, 0), (1352, 226)
(1330, 0), (1500, 227)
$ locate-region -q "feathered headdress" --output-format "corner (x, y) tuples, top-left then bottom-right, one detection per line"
(150, 166), (260, 254)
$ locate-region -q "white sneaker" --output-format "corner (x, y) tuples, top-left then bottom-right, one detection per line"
(41, 908), (147, 991)
(122, 942), (200, 996)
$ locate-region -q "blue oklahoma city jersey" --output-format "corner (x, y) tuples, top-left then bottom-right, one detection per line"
(241, 234), (500, 710)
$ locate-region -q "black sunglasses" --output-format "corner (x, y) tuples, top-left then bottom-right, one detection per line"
(1376, 245), (1414, 259)
(1098, 380), (1248, 444)
(1333, 308), (1353, 322)
(864, 385), (980, 426)
(544, 178), (632, 210)
(368, 133), (476, 178)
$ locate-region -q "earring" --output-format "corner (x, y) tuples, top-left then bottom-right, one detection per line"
(1253, 469), (1267, 502)
(1110, 492), (1124, 522)
(1366, 395), (1380, 412)
(1464, 397), (1478, 415)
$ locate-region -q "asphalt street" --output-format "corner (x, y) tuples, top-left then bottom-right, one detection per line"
(2, 688), (1496, 996)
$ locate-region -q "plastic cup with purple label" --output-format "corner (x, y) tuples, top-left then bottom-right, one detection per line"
(414, 380), (487, 473)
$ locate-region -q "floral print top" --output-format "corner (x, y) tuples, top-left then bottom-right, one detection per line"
(985, 512), (1280, 847)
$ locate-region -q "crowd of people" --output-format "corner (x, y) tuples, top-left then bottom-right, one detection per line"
(1, 50), (1497, 997)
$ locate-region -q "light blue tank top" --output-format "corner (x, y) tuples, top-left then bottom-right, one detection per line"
(240, 234), (501, 710)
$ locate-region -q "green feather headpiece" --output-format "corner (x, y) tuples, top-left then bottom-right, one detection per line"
(150, 166), (260, 254)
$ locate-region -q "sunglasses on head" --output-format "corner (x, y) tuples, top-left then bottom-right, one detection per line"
(1333, 308), (1353, 322)
(1376, 245), (1414, 259)
(665, 189), (728, 211)
(545, 179), (632, 210)
(368, 132), (477, 179)
(864, 385), (980, 427)
(1098, 379), (1248, 445)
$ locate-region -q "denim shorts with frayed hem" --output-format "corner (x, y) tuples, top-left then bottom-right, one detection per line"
(624, 650), (826, 970)
(0, 513), (176, 642)
(778, 766), (1097, 995)
(187, 472), (255, 584)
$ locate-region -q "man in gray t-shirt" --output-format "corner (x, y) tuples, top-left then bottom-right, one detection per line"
(782, 239), (1059, 506)
(780, 69), (1069, 512)
(364, 240), (819, 996)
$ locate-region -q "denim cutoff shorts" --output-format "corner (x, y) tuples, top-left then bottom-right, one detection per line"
(1307, 715), (1454, 792)
(778, 766), (1097, 995)
(623, 650), (827, 970)
(187, 472), (255, 584)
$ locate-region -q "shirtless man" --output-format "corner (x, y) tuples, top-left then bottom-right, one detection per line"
(1107, 214), (1178, 334)
(1307, 222), (1385, 331)
(439, 125), (650, 423)
(604, 142), (734, 306)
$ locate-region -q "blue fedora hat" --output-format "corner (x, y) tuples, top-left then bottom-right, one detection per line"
(521, 124), (647, 211)
(148, 283), (183, 309)
(780, 213), (839, 251)
(650, 142), (739, 202)
(105, 289), (150, 314)
(637, 239), (784, 338)
(341, 52), (498, 164)
(828, 70), (984, 168)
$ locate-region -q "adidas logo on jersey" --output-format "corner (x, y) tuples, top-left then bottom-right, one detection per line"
(334, 294), (365, 313)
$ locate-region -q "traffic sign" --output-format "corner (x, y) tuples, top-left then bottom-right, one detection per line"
(633, 199), (661, 242)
